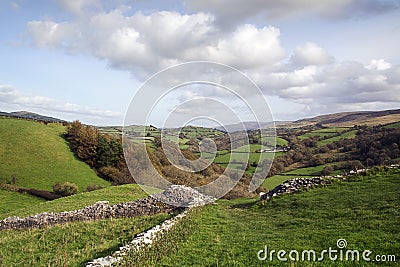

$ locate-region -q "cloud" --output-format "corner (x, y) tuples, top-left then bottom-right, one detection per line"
(253, 60), (400, 115)
(290, 42), (334, 67)
(57, 0), (100, 15)
(10, 1), (19, 9)
(24, 3), (400, 122)
(366, 59), (392, 70)
(27, 20), (78, 49)
(0, 84), (122, 124)
(27, 9), (285, 79)
(183, 0), (399, 26)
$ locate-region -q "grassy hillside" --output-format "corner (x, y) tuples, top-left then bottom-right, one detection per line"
(385, 121), (400, 129)
(298, 127), (350, 140)
(0, 214), (172, 266)
(0, 184), (155, 220)
(317, 130), (357, 147)
(277, 109), (400, 128)
(0, 189), (45, 215)
(0, 183), (169, 266)
(0, 118), (110, 192)
(150, 170), (399, 266)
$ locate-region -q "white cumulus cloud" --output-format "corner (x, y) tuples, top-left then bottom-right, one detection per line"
(291, 42), (334, 67)
(26, 9), (285, 78)
(23, 3), (400, 121)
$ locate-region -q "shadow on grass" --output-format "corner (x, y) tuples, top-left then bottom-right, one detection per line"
(227, 198), (258, 210)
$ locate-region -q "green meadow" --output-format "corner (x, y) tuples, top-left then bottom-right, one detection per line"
(0, 118), (110, 192)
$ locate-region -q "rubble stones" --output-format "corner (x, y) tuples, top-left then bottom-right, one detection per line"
(0, 185), (213, 231)
(260, 177), (330, 202)
(152, 185), (216, 207)
(86, 209), (191, 267)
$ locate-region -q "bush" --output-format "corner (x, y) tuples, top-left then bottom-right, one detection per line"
(52, 182), (78, 196)
(85, 184), (104, 192)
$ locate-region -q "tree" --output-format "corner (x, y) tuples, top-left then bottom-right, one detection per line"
(350, 160), (364, 170)
(96, 135), (123, 167)
(66, 120), (98, 165)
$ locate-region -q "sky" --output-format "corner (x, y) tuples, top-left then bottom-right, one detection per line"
(0, 0), (399, 126)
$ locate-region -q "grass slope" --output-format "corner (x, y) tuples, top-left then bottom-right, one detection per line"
(385, 121), (400, 129)
(262, 165), (336, 190)
(0, 189), (45, 215)
(0, 214), (171, 266)
(317, 130), (357, 147)
(0, 118), (110, 192)
(0, 183), (170, 266)
(157, 170), (399, 266)
(0, 184), (153, 220)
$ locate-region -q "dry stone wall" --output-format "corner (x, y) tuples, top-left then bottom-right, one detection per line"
(0, 185), (215, 231)
(260, 177), (330, 201)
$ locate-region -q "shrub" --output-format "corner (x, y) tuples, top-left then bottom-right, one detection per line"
(52, 182), (78, 196)
(85, 184), (104, 192)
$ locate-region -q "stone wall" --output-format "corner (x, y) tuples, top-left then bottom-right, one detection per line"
(0, 185), (214, 230)
(0, 198), (176, 230)
(260, 177), (330, 201)
(0, 185), (215, 231)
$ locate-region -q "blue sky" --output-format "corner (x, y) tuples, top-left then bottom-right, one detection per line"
(0, 0), (399, 126)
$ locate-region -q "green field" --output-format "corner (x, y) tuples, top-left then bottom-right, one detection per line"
(385, 122), (400, 129)
(317, 130), (357, 147)
(262, 175), (298, 190)
(0, 184), (153, 220)
(0, 189), (45, 215)
(149, 170), (400, 266)
(0, 182), (171, 266)
(233, 144), (268, 153)
(213, 146), (282, 174)
(214, 149), (279, 165)
(275, 137), (289, 146)
(261, 165), (336, 190)
(179, 126), (224, 139)
(285, 164), (327, 176)
(259, 136), (288, 146)
(298, 127), (351, 140)
(0, 118), (110, 192)
(0, 214), (171, 266)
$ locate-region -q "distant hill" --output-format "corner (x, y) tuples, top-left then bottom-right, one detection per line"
(213, 109), (400, 132)
(0, 111), (67, 124)
(276, 109), (400, 128)
(214, 121), (276, 132)
(0, 117), (110, 192)
(3, 108), (400, 131)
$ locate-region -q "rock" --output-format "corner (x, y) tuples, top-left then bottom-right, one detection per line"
(0, 185), (214, 231)
(260, 177), (330, 201)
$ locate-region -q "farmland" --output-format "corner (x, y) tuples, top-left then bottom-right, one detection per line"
(127, 169), (400, 266)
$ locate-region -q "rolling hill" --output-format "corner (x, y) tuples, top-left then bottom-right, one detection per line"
(212, 109), (400, 131)
(0, 117), (110, 193)
(277, 109), (400, 128)
(0, 110), (68, 123)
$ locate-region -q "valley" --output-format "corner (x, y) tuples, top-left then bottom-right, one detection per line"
(0, 110), (399, 266)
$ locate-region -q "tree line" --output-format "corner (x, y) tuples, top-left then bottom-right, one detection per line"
(261, 125), (400, 176)
(65, 121), (132, 184)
